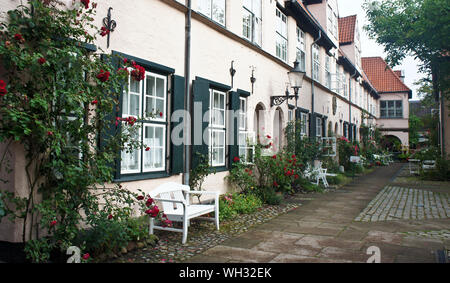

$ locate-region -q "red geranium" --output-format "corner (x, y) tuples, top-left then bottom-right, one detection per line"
(80, 0), (89, 9)
(96, 69), (110, 82)
(233, 156), (240, 163)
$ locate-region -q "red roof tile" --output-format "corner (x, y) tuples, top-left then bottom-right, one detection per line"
(338, 15), (357, 45)
(361, 57), (411, 93)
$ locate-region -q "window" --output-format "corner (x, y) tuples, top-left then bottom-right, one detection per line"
(275, 8), (288, 62)
(296, 27), (306, 71)
(312, 44), (320, 82)
(198, 0), (225, 26)
(327, 5), (338, 38)
(209, 90), (226, 166)
(321, 137), (336, 157)
(300, 112), (308, 136)
(243, 0), (262, 46)
(316, 117), (323, 137)
(342, 73), (348, 98)
(288, 109), (294, 122)
(325, 55), (331, 89)
(380, 100), (403, 118)
(121, 71), (167, 174)
(238, 97), (255, 164)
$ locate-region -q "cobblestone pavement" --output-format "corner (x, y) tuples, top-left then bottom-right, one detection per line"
(355, 186), (450, 222)
(186, 163), (450, 263)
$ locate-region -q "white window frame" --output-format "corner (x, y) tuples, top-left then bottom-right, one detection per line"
(120, 71), (168, 175)
(300, 112), (308, 136)
(143, 72), (167, 122)
(209, 89), (227, 167)
(316, 117), (323, 137)
(325, 55), (331, 89)
(239, 131), (256, 164)
(380, 100), (403, 118)
(296, 27), (306, 71)
(198, 0), (225, 26)
(312, 44), (320, 82)
(243, 0), (262, 46)
(321, 137), (337, 157)
(142, 124), (166, 173)
(275, 8), (288, 62)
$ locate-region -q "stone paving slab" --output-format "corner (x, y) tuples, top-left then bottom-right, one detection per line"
(355, 186), (450, 222)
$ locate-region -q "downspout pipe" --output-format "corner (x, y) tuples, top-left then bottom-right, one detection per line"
(310, 30), (321, 137)
(349, 70), (357, 141)
(183, 0), (192, 185)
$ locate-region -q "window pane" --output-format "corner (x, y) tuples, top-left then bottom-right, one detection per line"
(155, 127), (163, 147)
(146, 76), (155, 96)
(198, 0), (211, 18)
(155, 98), (164, 117)
(130, 79), (140, 93)
(156, 78), (165, 98)
(212, 0), (225, 25)
(130, 94), (140, 117)
(243, 9), (252, 40)
(146, 97), (154, 115)
(122, 91), (129, 116)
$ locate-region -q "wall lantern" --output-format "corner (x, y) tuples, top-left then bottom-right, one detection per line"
(250, 66), (256, 94)
(229, 61), (236, 88)
(271, 60), (306, 107)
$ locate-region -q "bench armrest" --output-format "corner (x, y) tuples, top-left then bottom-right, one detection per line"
(152, 198), (186, 205)
(187, 191), (219, 196)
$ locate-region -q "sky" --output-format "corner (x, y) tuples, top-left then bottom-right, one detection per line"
(337, 0), (423, 101)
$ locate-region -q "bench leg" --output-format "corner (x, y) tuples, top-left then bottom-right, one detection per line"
(182, 217), (188, 244)
(149, 217), (154, 235)
(215, 209), (220, 231)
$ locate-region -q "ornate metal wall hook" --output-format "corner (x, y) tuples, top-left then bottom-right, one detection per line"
(102, 7), (117, 48)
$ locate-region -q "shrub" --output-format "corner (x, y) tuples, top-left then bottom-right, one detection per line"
(219, 193), (262, 221)
(420, 157), (450, 181)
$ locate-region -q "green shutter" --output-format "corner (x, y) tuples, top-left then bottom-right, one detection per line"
(229, 91), (240, 167)
(98, 54), (120, 179)
(192, 79), (210, 168)
(170, 75), (185, 174)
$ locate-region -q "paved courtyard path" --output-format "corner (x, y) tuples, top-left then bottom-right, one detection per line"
(187, 163), (450, 263)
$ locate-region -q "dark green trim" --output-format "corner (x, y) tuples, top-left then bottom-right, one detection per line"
(298, 107), (310, 113)
(112, 51), (175, 75)
(237, 89), (251, 97)
(114, 171), (171, 183)
(195, 76), (231, 92)
(213, 166), (229, 173)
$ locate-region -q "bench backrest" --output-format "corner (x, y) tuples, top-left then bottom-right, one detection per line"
(149, 182), (190, 215)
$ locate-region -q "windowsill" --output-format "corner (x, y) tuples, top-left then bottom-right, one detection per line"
(114, 171), (171, 182)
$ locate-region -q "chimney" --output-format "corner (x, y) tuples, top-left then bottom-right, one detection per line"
(394, 70), (405, 82)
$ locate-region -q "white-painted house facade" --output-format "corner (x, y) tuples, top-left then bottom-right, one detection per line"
(0, 0), (411, 243)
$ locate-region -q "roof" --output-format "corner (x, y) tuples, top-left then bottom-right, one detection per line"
(361, 57), (412, 96)
(338, 15), (357, 45)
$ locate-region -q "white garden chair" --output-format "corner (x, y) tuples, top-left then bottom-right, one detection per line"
(422, 160), (436, 171)
(148, 182), (219, 244)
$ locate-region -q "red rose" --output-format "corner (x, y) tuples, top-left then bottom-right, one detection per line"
(91, 99), (98, 105)
(159, 112), (163, 117)
(0, 80), (7, 96)
(131, 64), (145, 81)
(108, 214), (113, 219)
(47, 131), (53, 136)
(100, 26), (110, 37)
(233, 156), (240, 162)
(82, 253), (90, 260)
(150, 206), (160, 217)
(273, 181), (279, 187)
(123, 58), (128, 64)
(266, 135), (271, 139)
(294, 174), (299, 179)
(14, 33), (23, 41)
(38, 57), (46, 65)
(272, 155), (277, 159)
(137, 195), (144, 201)
(80, 0), (89, 9)
(145, 147), (150, 151)
(96, 69), (110, 82)
(50, 220), (57, 227)
(146, 197), (154, 207)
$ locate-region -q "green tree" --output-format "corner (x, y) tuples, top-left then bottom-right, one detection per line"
(363, 0), (450, 98)
(409, 114), (423, 148)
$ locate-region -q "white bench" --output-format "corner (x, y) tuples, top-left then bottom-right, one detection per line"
(148, 182), (219, 244)
(304, 162), (336, 188)
(422, 160), (436, 171)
